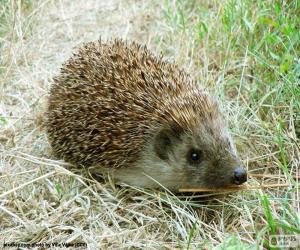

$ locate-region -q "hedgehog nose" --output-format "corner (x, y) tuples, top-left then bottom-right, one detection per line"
(233, 167), (247, 185)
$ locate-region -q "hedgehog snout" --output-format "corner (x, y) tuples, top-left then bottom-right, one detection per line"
(232, 167), (247, 185)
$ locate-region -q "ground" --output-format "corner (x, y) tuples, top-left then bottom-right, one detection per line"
(0, 0), (299, 249)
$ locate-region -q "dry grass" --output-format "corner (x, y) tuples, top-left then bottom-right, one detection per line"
(0, 0), (299, 249)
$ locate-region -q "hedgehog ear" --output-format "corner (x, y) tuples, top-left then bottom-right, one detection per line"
(154, 125), (183, 160)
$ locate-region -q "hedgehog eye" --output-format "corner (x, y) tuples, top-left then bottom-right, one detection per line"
(188, 149), (203, 164)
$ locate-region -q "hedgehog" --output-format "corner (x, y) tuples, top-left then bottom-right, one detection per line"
(46, 39), (247, 190)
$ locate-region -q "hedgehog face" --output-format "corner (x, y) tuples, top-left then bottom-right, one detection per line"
(148, 123), (247, 190)
(174, 128), (246, 189)
(112, 122), (247, 191)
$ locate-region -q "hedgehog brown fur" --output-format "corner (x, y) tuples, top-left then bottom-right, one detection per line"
(47, 39), (247, 190)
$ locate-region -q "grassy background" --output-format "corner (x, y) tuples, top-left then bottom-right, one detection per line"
(0, 0), (299, 249)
